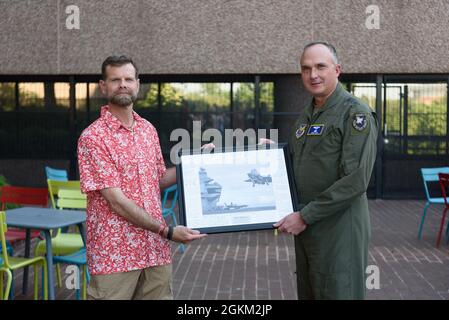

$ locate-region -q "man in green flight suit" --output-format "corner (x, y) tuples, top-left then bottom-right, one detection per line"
(273, 42), (378, 299)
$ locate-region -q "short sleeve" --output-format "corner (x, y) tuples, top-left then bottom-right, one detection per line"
(152, 127), (167, 180)
(77, 135), (121, 193)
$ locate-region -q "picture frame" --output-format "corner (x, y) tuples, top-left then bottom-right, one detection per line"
(176, 144), (299, 234)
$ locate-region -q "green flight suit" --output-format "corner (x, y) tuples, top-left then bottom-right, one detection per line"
(289, 83), (378, 300)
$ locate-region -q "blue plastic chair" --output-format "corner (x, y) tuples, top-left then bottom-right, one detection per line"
(418, 167), (449, 240)
(162, 185), (185, 253)
(4, 242), (13, 257)
(53, 248), (89, 300)
(45, 166), (68, 181)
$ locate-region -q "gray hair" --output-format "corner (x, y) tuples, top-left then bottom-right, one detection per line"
(303, 41), (339, 64)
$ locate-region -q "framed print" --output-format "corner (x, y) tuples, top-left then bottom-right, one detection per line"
(176, 144), (298, 234)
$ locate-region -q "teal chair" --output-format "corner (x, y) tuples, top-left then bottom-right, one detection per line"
(45, 166), (68, 181)
(53, 248), (89, 300)
(35, 188), (85, 289)
(162, 185), (185, 253)
(418, 167), (449, 240)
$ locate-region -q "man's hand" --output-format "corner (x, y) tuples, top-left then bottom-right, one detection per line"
(273, 212), (307, 236)
(159, 167), (176, 190)
(160, 143), (215, 190)
(258, 138), (276, 145)
(172, 226), (207, 244)
(201, 143), (216, 150)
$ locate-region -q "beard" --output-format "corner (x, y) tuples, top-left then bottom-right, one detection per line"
(109, 92), (137, 107)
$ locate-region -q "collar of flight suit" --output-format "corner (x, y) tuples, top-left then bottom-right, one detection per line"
(305, 82), (346, 121)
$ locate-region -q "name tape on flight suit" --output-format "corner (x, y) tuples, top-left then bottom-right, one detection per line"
(306, 124), (324, 136)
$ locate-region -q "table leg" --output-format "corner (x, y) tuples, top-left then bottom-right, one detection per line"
(77, 223), (86, 246)
(43, 231), (55, 300)
(22, 229), (31, 294)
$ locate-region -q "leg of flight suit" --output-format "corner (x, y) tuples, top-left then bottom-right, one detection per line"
(294, 235), (314, 300)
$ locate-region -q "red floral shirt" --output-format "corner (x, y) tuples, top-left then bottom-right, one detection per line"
(77, 105), (170, 275)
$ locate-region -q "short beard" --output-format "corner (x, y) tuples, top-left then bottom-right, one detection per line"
(109, 93), (137, 107)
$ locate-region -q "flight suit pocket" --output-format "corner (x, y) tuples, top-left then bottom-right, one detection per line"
(307, 124), (341, 156)
(341, 157), (358, 176)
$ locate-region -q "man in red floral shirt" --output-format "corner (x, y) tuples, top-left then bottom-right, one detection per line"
(77, 55), (206, 300)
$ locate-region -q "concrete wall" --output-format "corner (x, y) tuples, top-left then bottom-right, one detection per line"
(2, 0), (449, 75)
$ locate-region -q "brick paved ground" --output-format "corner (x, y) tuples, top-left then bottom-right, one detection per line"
(6, 199), (449, 300)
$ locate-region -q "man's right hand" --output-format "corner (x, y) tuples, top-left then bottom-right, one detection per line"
(172, 226), (207, 244)
(273, 212), (307, 236)
(200, 143), (216, 150)
(258, 138), (276, 145)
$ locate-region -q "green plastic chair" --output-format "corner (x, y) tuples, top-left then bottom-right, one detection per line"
(0, 264), (12, 300)
(47, 179), (81, 209)
(35, 187), (86, 288)
(0, 211), (48, 300)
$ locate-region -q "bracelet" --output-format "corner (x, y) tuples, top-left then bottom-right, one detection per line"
(157, 224), (166, 237)
(167, 226), (173, 241)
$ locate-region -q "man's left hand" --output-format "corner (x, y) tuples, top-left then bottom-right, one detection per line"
(172, 226), (207, 243)
(273, 212), (307, 235)
(201, 143), (215, 150)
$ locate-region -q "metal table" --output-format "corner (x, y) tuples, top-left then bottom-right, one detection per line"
(6, 207), (86, 300)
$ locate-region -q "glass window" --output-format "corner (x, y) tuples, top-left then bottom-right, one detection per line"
(233, 83), (253, 111)
(75, 83), (87, 111)
(0, 83), (16, 111)
(407, 83), (446, 155)
(260, 82), (274, 113)
(134, 83), (158, 110)
(350, 84), (376, 110)
(19, 82), (44, 109)
(169, 83), (231, 112)
(88, 83), (107, 112)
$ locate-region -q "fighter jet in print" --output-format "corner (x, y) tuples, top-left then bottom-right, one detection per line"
(245, 169), (272, 187)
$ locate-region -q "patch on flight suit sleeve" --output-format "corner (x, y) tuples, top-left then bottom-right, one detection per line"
(351, 113), (369, 134)
(295, 124), (308, 139)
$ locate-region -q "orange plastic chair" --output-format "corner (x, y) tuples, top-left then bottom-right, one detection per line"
(0, 186), (48, 244)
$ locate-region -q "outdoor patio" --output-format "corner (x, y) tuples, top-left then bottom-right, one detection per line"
(6, 199), (449, 300)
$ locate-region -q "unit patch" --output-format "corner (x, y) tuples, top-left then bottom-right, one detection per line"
(352, 113), (368, 132)
(295, 124), (308, 139)
(306, 124), (324, 136)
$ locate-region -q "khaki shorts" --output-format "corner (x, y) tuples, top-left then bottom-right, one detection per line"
(87, 264), (173, 300)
